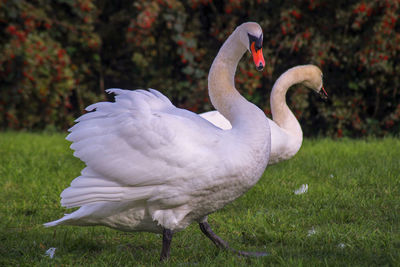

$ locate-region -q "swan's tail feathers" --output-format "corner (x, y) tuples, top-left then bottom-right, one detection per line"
(43, 212), (76, 227)
(43, 218), (64, 227)
(43, 205), (102, 227)
(43, 221), (58, 227)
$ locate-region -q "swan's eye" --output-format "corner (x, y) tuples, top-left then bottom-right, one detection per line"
(248, 33), (263, 51)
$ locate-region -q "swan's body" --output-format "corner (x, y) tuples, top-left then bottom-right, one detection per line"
(200, 65), (325, 164)
(45, 22), (270, 259)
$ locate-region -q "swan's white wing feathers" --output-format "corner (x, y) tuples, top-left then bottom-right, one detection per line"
(62, 89), (227, 210)
(199, 110), (303, 164)
(199, 110), (232, 130)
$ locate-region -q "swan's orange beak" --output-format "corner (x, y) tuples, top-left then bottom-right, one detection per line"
(251, 42), (265, 71)
(319, 86), (328, 99)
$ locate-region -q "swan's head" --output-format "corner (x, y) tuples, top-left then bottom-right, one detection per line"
(238, 22), (265, 71)
(300, 65), (328, 99)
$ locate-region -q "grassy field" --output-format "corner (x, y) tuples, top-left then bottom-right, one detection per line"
(0, 132), (399, 266)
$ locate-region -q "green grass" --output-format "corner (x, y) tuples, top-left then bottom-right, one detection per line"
(0, 132), (399, 266)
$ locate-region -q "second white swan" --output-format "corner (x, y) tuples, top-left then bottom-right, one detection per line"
(200, 65), (327, 164)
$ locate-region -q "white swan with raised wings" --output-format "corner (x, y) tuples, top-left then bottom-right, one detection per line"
(45, 22), (270, 260)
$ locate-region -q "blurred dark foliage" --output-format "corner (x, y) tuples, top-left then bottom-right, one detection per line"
(1, 0), (399, 137)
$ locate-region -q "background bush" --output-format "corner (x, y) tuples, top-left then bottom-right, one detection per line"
(1, 0), (399, 137)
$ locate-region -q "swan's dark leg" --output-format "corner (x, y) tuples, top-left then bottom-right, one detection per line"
(199, 221), (229, 249)
(160, 228), (173, 261)
(199, 221), (268, 257)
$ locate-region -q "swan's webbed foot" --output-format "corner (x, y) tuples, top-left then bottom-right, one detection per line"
(199, 221), (268, 257)
(160, 228), (173, 261)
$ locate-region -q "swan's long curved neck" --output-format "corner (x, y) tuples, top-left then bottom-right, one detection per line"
(206, 23), (270, 188)
(207, 29), (253, 127)
(270, 67), (304, 139)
